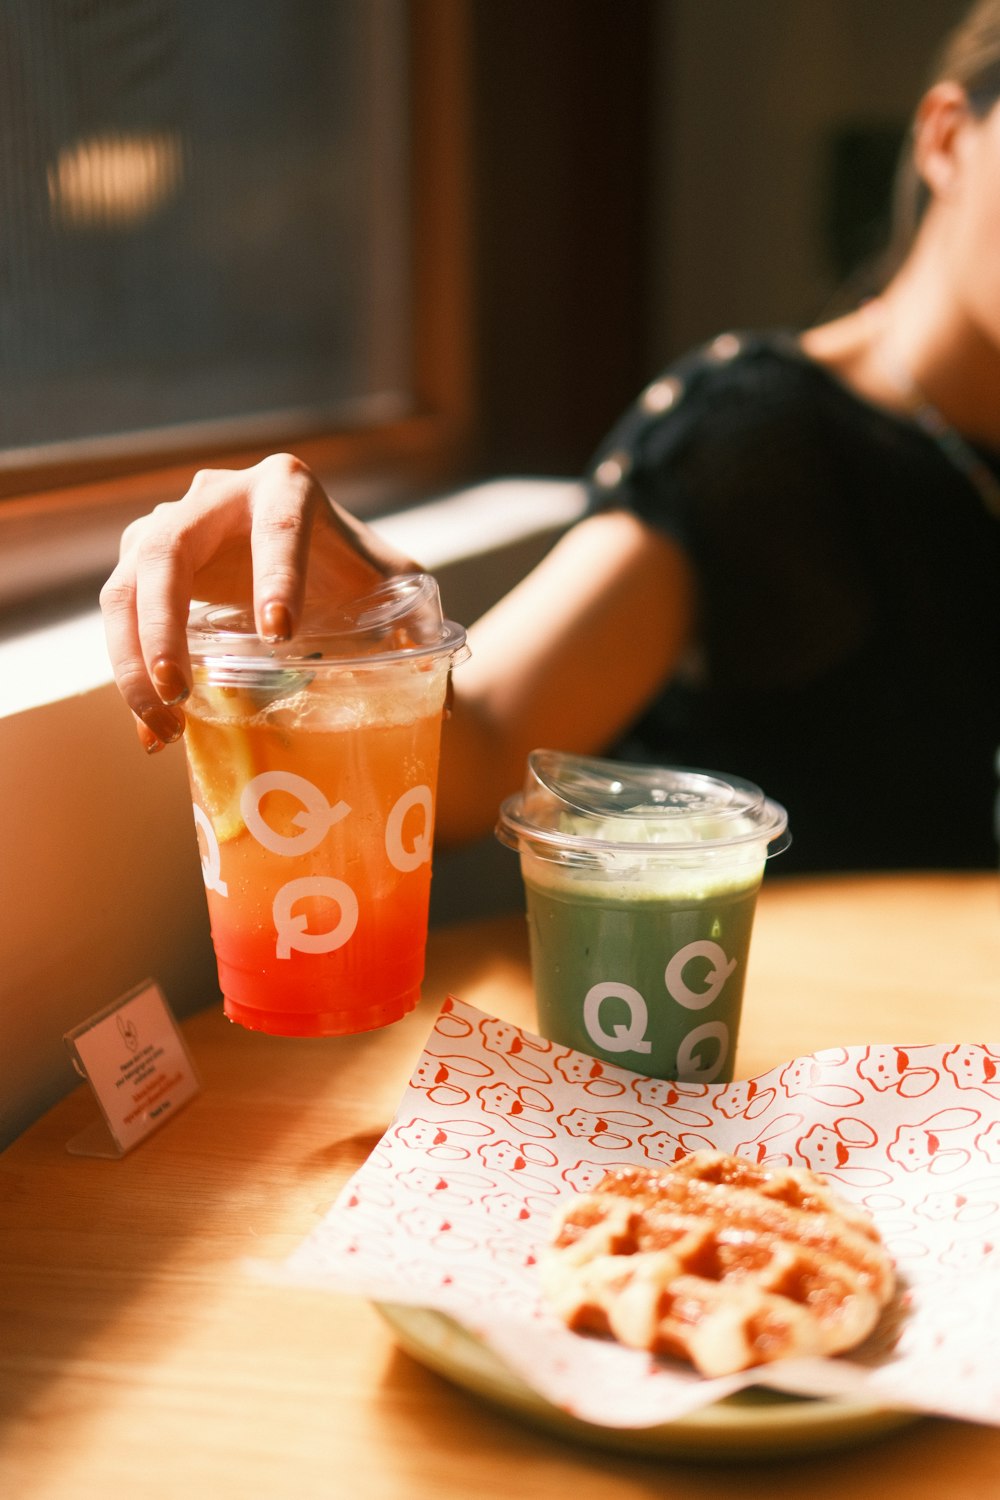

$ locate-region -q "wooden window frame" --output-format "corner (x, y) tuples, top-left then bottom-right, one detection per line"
(0, 0), (475, 609)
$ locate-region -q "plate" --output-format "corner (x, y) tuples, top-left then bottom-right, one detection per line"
(376, 1302), (921, 1461)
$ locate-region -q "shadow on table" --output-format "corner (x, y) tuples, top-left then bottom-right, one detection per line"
(376, 1341), (979, 1497)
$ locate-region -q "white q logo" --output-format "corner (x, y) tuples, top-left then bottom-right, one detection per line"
(582, 982), (652, 1055)
(273, 877), (359, 958)
(664, 940), (737, 1010)
(676, 1021), (730, 1083)
(385, 784), (434, 873)
(241, 771), (350, 856)
(193, 803), (228, 896)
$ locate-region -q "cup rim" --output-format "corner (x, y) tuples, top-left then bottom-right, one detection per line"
(495, 749), (791, 865)
(187, 573), (468, 672)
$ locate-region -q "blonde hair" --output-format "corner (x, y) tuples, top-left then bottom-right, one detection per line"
(887, 0), (1000, 269)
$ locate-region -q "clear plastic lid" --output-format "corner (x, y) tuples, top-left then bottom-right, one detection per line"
(496, 750), (790, 869)
(187, 573), (468, 672)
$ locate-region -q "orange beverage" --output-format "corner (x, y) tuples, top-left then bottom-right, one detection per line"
(184, 578), (467, 1037)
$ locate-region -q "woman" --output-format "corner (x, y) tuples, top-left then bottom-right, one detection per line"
(101, 0), (1000, 872)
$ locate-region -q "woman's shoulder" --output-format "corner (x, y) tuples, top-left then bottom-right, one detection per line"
(586, 330), (836, 523)
(590, 332), (828, 473)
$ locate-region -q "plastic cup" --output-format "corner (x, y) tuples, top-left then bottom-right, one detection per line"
(183, 574), (468, 1037)
(496, 750), (789, 1083)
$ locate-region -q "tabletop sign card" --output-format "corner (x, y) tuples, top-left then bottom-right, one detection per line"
(64, 980), (200, 1158)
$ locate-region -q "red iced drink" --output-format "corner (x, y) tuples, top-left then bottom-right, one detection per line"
(184, 577), (466, 1036)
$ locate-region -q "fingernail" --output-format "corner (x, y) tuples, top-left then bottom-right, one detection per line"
(136, 720), (164, 755)
(140, 704), (185, 743)
(151, 657), (190, 705)
(260, 599), (292, 642)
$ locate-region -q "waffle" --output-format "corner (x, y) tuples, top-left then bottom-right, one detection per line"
(540, 1151), (895, 1378)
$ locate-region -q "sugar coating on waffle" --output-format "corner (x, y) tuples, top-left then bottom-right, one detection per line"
(540, 1151), (895, 1378)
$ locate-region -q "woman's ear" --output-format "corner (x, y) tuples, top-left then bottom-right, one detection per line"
(912, 81), (975, 200)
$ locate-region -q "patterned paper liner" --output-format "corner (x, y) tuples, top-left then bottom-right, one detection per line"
(279, 997), (1000, 1428)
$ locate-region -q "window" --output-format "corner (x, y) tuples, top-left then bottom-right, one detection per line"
(0, 0), (472, 605)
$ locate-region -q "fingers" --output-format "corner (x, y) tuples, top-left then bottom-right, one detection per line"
(101, 466), (254, 738)
(100, 452), (426, 750)
(100, 565), (187, 745)
(135, 707), (185, 754)
(323, 490), (423, 579)
(247, 453), (422, 639)
(247, 454), (326, 641)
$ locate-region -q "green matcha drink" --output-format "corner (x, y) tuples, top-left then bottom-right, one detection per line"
(497, 752), (789, 1083)
(522, 862), (762, 1082)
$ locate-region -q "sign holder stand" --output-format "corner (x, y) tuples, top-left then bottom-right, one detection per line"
(63, 979), (201, 1158)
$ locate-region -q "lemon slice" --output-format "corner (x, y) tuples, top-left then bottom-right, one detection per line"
(185, 711), (256, 843)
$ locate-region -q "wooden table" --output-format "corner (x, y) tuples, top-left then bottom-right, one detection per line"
(2, 873), (999, 1498)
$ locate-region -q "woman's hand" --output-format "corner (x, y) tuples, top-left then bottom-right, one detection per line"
(100, 453), (419, 752)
